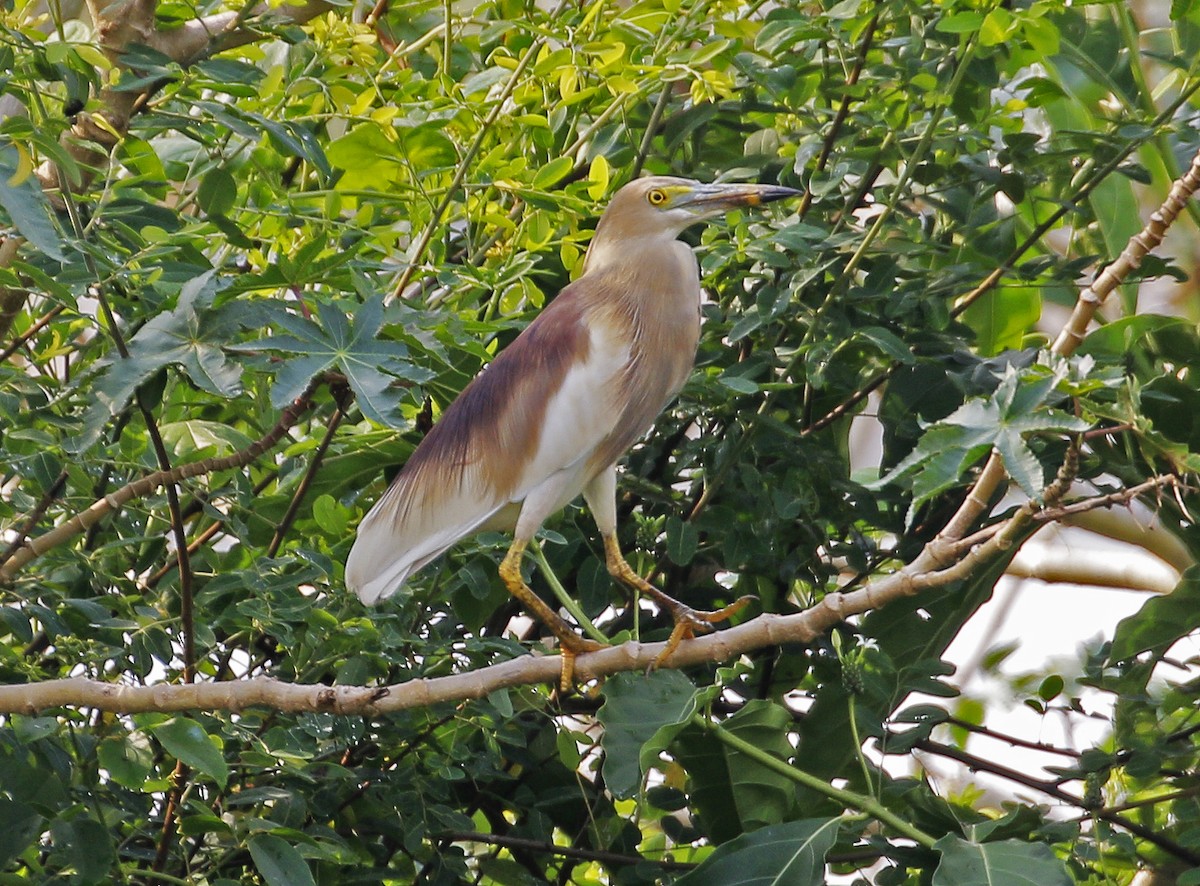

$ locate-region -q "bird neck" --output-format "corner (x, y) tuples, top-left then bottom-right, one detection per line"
(581, 228), (684, 278)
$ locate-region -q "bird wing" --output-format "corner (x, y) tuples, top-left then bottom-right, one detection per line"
(346, 282), (632, 604)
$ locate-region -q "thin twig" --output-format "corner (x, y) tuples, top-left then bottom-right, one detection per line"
(797, 11), (880, 219)
(389, 12), (562, 301)
(0, 303), (66, 363)
(438, 830), (695, 872)
(916, 738), (1200, 866)
(266, 406), (344, 557)
(1, 379), (321, 581)
(941, 717), (1082, 759)
(0, 469), (68, 569)
(146, 473), (277, 589)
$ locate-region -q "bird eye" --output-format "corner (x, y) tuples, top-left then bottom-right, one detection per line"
(647, 188), (667, 206)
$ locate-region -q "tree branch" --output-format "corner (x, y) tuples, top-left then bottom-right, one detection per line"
(34, 0), (335, 199)
(915, 738), (1200, 866)
(930, 143), (1200, 547)
(437, 830), (694, 872)
(0, 503), (1040, 715)
(0, 379), (321, 582)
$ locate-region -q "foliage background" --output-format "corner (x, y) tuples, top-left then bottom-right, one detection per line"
(2, 0), (1200, 882)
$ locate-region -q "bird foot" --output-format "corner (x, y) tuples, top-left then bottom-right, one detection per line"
(557, 635), (607, 691)
(652, 594), (755, 668)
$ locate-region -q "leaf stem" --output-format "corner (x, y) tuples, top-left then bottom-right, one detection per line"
(529, 539), (608, 644)
(697, 716), (938, 850)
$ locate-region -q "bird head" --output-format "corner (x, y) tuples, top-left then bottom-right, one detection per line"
(595, 176), (801, 242)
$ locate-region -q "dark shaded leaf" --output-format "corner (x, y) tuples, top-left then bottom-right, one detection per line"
(1108, 566), (1200, 663)
(0, 143), (67, 260)
(674, 817), (840, 886)
(153, 718), (230, 788)
(248, 834), (316, 886)
(933, 836), (1072, 886)
(597, 670), (697, 798)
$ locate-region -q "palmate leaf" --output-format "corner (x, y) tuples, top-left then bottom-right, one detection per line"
(74, 271), (243, 452)
(241, 295), (434, 426)
(873, 362), (1089, 519)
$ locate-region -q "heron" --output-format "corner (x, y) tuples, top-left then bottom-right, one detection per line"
(346, 176), (800, 685)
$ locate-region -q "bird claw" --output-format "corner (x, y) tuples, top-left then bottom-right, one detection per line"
(557, 635), (607, 691)
(651, 594), (756, 668)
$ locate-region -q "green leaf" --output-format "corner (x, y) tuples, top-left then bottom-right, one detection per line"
(98, 733), (155, 789)
(51, 817), (115, 886)
(674, 818), (841, 886)
(933, 836), (1072, 886)
(76, 270), (243, 452)
(719, 374), (760, 394)
(856, 326), (915, 364)
(160, 420), (254, 457)
(961, 286), (1041, 356)
(327, 121), (400, 170)
(665, 516), (699, 565)
(873, 363), (1088, 517)
(153, 717), (230, 788)
(936, 11), (983, 33)
(241, 294), (432, 425)
(248, 834), (316, 886)
(532, 155), (575, 190)
(1077, 314), (1183, 357)
(1108, 567), (1200, 663)
(0, 798), (43, 869)
(727, 306), (762, 343)
(197, 166), (237, 216)
(402, 125), (458, 169)
(799, 542), (1029, 790)
(673, 701), (796, 842)
(312, 492), (349, 534)
(597, 670), (697, 798)
(991, 430), (1044, 499)
(0, 143), (68, 261)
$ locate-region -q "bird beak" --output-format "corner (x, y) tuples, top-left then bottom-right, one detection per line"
(676, 182), (802, 216)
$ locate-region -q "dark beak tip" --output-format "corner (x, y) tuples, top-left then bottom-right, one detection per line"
(758, 185), (803, 204)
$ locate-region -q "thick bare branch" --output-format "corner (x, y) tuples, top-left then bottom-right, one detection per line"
(0, 494), (1034, 714)
(152, 0), (335, 65)
(1008, 543), (1177, 594)
(1053, 147), (1200, 354)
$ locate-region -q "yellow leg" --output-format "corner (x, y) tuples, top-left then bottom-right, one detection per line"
(601, 534), (753, 666)
(499, 538), (605, 689)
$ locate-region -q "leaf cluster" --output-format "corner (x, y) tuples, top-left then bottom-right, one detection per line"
(2, 0), (1200, 883)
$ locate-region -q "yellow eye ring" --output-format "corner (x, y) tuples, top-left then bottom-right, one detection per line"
(647, 188), (667, 206)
